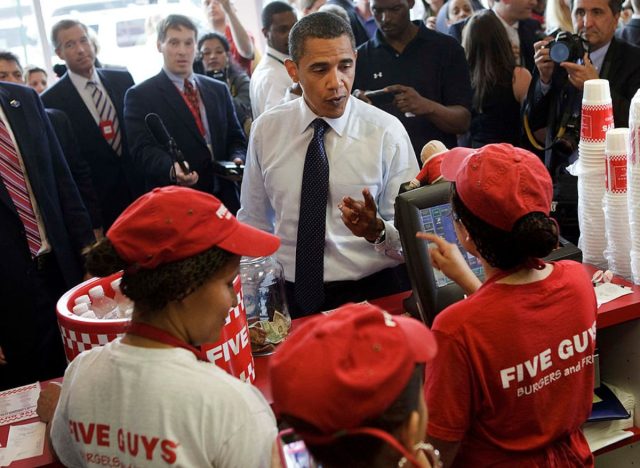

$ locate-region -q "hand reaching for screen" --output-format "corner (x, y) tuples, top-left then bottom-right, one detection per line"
(417, 232), (482, 295)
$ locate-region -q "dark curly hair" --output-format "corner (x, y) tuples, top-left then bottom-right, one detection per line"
(451, 184), (558, 270)
(283, 364), (425, 468)
(85, 238), (235, 316)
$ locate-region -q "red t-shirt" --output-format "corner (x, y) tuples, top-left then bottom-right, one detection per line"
(425, 261), (596, 467)
(225, 25), (254, 76)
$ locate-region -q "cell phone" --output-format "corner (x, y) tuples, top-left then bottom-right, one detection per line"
(364, 88), (389, 98)
(278, 428), (320, 468)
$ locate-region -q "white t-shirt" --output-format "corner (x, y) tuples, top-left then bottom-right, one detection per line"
(51, 339), (277, 467)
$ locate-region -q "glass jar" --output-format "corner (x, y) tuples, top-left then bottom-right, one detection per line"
(239, 256), (291, 355)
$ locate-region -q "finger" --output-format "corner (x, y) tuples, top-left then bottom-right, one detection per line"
(417, 231), (446, 246)
(362, 188), (377, 210)
(384, 84), (405, 94)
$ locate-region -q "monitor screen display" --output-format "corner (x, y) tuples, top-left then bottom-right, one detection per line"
(419, 203), (484, 287)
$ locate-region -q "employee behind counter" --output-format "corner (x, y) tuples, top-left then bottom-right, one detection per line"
(420, 144), (597, 467)
(36, 186), (282, 467)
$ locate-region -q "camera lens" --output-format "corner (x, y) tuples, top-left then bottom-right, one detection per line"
(550, 43), (570, 63)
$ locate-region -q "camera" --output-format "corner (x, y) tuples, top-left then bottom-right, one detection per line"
(547, 31), (587, 64)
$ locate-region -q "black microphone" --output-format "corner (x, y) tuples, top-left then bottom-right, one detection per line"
(144, 113), (191, 175)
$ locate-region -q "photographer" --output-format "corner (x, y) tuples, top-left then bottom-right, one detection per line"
(524, 0), (640, 243)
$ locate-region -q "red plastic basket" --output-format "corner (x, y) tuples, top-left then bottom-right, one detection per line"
(56, 274), (255, 382)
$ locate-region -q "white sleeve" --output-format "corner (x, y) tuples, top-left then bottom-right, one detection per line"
(376, 125), (419, 255)
(216, 386), (277, 468)
(50, 360), (85, 468)
(237, 123), (276, 233)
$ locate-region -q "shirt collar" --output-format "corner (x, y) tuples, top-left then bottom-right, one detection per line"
(163, 67), (195, 92)
(589, 40), (611, 72)
(296, 95), (352, 137)
(68, 68), (99, 89)
(493, 8), (519, 29)
(265, 46), (290, 63)
(371, 20), (428, 49)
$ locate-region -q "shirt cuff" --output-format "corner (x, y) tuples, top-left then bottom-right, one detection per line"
(374, 219), (404, 261)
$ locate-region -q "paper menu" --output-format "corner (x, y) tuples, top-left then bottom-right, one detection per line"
(0, 383), (41, 426)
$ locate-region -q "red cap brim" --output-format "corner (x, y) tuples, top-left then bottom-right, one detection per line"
(440, 147), (476, 182)
(217, 222), (281, 258)
(394, 315), (437, 364)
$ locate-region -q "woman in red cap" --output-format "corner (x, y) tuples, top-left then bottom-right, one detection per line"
(270, 302), (441, 467)
(421, 143), (596, 467)
(37, 186), (281, 467)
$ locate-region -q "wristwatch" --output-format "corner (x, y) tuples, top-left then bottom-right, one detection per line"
(368, 227), (386, 245)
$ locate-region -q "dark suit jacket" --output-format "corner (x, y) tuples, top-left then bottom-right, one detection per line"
(617, 18), (640, 47)
(327, 0), (370, 46)
(527, 37), (640, 139)
(0, 83), (94, 387)
(45, 108), (102, 228)
(124, 70), (247, 210)
(448, 13), (541, 72)
(41, 68), (141, 229)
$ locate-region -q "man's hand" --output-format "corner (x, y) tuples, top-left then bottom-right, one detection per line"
(534, 38), (555, 84)
(37, 383), (62, 423)
(338, 188), (384, 241)
(560, 53), (599, 91)
(417, 232), (481, 294)
(386, 84), (431, 115)
(0, 346), (6, 365)
(174, 161), (199, 187)
(352, 89), (373, 105)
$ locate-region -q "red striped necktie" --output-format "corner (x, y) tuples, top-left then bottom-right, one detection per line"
(183, 79), (206, 137)
(0, 117), (41, 257)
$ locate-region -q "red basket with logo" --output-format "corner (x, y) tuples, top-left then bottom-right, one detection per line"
(56, 274), (255, 382)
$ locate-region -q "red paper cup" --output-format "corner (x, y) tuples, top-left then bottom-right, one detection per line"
(581, 103), (614, 143)
(605, 153), (627, 194)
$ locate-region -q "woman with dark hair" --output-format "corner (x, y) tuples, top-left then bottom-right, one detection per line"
(37, 186), (281, 467)
(462, 10), (531, 147)
(270, 302), (440, 468)
(198, 32), (252, 134)
(420, 144), (596, 467)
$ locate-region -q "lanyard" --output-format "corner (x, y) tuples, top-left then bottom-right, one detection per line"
(266, 53), (285, 65)
(126, 322), (206, 361)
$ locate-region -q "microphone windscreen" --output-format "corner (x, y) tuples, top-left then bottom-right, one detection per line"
(145, 113), (171, 146)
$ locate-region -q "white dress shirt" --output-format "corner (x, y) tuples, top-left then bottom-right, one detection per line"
(238, 96), (419, 282)
(250, 46), (293, 118)
(68, 69), (117, 126)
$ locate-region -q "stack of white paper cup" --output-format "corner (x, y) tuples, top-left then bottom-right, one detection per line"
(577, 79), (614, 268)
(603, 128), (631, 279)
(627, 90), (640, 283)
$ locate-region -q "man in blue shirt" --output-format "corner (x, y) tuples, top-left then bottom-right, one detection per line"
(353, 0), (472, 159)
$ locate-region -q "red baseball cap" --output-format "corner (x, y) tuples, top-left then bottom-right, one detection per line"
(269, 303), (437, 436)
(440, 143), (553, 232)
(107, 186), (280, 268)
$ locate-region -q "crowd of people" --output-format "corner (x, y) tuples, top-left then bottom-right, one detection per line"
(0, 0), (638, 465)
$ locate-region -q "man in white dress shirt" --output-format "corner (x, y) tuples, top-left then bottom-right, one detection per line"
(239, 12), (418, 317)
(250, 1), (298, 118)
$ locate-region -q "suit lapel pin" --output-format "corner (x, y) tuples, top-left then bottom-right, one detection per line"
(9, 99), (20, 108)
(373, 72), (383, 79)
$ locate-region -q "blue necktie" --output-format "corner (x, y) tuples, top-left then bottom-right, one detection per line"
(295, 119), (330, 314)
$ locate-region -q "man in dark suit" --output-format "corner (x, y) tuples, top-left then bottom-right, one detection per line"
(0, 49), (104, 234)
(124, 14), (247, 214)
(617, 0), (640, 46)
(448, 0), (542, 72)
(0, 82), (94, 390)
(525, 0), (640, 243)
(42, 19), (141, 232)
